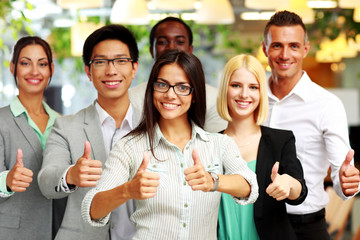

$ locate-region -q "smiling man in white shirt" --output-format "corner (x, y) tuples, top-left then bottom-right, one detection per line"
(262, 10), (360, 240)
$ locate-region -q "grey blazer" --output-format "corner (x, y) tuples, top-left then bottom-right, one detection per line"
(38, 102), (141, 240)
(0, 106), (52, 240)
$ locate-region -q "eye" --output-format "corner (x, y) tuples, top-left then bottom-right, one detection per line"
(19, 61), (30, 66)
(114, 58), (127, 64)
(230, 84), (240, 88)
(156, 82), (168, 89)
(156, 39), (169, 46)
(39, 62), (49, 67)
(250, 85), (259, 90)
(175, 40), (185, 45)
(93, 59), (106, 65)
(176, 85), (190, 92)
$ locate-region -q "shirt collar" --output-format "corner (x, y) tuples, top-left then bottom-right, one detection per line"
(95, 101), (133, 129)
(152, 122), (210, 149)
(268, 71), (311, 102)
(10, 96), (59, 121)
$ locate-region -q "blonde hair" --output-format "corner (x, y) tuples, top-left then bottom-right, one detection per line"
(217, 54), (269, 125)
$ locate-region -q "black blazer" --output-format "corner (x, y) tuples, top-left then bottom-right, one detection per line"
(254, 126), (307, 239)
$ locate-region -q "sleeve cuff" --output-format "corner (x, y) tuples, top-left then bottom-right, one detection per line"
(57, 165), (78, 193)
(0, 171), (14, 198)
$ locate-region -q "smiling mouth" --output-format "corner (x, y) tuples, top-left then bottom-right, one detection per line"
(235, 100), (251, 107)
(26, 79), (41, 84)
(103, 80), (122, 86)
(162, 103), (179, 109)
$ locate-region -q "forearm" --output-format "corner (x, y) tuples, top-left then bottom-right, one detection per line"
(217, 174), (250, 198)
(286, 174), (302, 200)
(90, 182), (131, 220)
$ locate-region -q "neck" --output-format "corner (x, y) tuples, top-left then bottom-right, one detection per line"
(159, 117), (192, 148)
(17, 91), (45, 114)
(225, 116), (259, 138)
(97, 95), (130, 128)
(270, 72), (303, 100)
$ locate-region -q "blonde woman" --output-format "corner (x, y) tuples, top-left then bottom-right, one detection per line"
(217, 54), (307, 239)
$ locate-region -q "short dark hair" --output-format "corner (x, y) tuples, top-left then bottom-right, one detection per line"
(149, 17), (193, 49)
(11, 36), (53, 85)
(264, 10), (307, 45)
(130, 49), (206, 159)
(82, 24), (139, 67)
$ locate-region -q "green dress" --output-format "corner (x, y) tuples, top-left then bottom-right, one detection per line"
(218, 160), (259, 240)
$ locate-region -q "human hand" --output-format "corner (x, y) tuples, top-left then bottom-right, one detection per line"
(266, 162), (292, 201)
(66, 141), (102, 187)
(6, 149), (33, 192)
(184, 149), (213, 192)
(339, 149), (360, 196)
(127, 152), (159, 200)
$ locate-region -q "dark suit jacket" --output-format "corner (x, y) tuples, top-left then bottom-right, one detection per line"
(254, 126), (307, 239)
(0, 106), (52, 240)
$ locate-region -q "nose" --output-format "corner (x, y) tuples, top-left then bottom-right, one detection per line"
(240, 87), (248, 98)
(280, 46), (289, 59)
(164, 86), (177, 98)
(167, 40), (175, 50)
(30, 64), (40, 75)
(105, 60), (117, 75)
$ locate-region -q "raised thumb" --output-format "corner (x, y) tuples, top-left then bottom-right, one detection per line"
(271, 161), (279, 182)
(16, 148), (24, 167)
(83, 141), (91, 160)
(192, 149), (201, 166)
(138, 152), (149, 172)
(344, 149), (354, 166)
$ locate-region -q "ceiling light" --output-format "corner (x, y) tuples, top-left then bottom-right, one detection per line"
(195, 0), (234, 25)
(110, 0), (150, 25)
(57, 0), (103, 9)
(244, 0), (289, 10)
(338, 0), (360, 8)
(307, 0), (337, 8)
(241, 12), (275, 20)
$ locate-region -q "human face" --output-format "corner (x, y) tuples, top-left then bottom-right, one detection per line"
(85, 39), (138, 105)
(227, 68), (260, 121)
(262, 25), (309, 84)
(150, 21), (193, 59)
(153, 64), (193, 124)
(10, 44), (53, 96)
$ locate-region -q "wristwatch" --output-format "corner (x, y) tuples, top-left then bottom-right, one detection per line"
(208, 172), (219, 192)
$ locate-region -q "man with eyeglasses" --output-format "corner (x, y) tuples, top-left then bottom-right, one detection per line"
(38, 25), (140, 240)
(129, 17), (227, 133)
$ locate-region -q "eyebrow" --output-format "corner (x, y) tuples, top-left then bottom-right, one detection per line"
(156, 78), (190, 85)
(20, 57), (48, 61)
(92, 54), (129, 59)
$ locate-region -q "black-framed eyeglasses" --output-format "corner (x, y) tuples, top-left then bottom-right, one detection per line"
(153, 81), (194, 96)
(89, 58), (133, 69)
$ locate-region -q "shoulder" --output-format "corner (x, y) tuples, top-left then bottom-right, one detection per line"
(129, 82), (147, 94)
(261, 126), (294, 142)
(55, 104), (93, 125)
(0, 105), (12, 118)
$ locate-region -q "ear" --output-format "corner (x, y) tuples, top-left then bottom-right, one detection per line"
(150, 45), (155, 59)
(188, 45), (194, 54)
(262, 41), (268, 57)
(303, 41), (310, 59)
(10, 61), (15, 75)
(131, 62), (139, 79)
(84, 65), (92, 81)
(50, 62), (55, 77)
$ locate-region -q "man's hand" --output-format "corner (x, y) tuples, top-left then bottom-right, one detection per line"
(339, 149), (360, 196)
(184, 149), (213, 192)
(66, 141), (103, 187)
(126, 152), (159, 200)
(6, 149), (33, 192)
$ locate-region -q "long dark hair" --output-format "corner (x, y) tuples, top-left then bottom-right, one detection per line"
(130, 49), (206, 158)
(11, 36), (53, 85)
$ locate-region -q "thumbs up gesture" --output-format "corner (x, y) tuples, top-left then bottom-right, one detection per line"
(127, 152), (159, 200)
(6, 149), (33, 192)
(339, 149), (360, 196)
(66, 141), (103, 187)
(266, 162), (292, 201)
(184, 149), (214, 192)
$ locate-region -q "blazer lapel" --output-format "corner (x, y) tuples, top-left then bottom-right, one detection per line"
(13, 115), (43, 165)
(83, 104), (107, 163)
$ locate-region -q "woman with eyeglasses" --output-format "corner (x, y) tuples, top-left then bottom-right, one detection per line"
(0, 36), (60, 239)
(81, 49), (258, 239)
(216, 54), (307, 239)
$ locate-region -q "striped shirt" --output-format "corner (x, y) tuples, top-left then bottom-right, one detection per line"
(82, 123), (258, 240)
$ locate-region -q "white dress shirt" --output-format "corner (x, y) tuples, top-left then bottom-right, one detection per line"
(95, 102), (136, 240)
(82, 123), (258, 240)
(265, 71), (353, 215)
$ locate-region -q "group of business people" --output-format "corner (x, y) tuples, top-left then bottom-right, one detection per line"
(1, 10), (360, 240)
